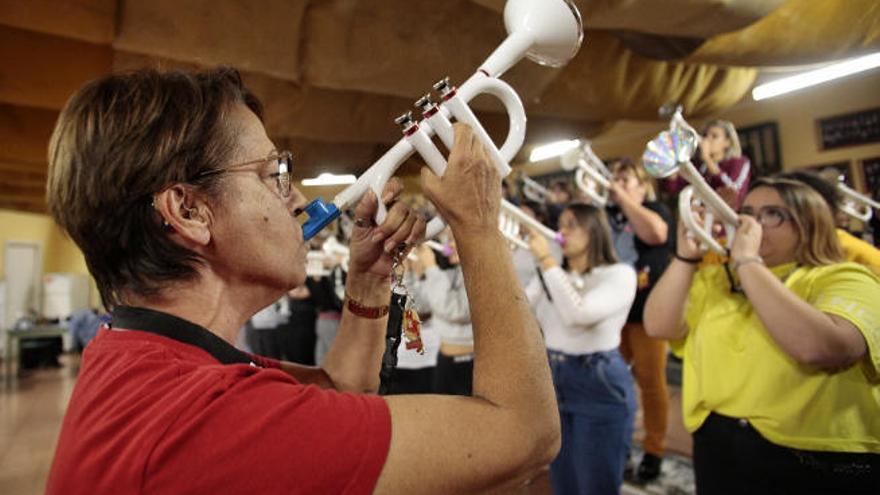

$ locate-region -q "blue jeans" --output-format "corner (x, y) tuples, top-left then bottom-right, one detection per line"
(548, 349), (636, 495)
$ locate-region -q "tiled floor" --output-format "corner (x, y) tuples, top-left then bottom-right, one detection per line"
(0, 354), (694, 494)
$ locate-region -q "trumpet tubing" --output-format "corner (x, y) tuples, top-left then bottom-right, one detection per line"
(562, 143), (612, 207)
(497, 199), (564, 250)
(519, 173), (551, 204)
(838, 182), (879, 223)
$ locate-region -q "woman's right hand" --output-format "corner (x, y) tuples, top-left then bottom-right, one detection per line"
(676, 218), (702, 259)
(421, 124), (500, 238)
(528, 228), (551, 261)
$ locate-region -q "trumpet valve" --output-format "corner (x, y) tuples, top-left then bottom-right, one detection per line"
(394, 111), (418, 135)
(415, 94), (439, 118)
(415, 94), (433, 111)
(433, 77), (456, 99)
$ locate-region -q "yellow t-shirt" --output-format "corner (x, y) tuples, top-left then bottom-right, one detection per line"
(680, 261), (880, 453)
(837, 228), (880, 276)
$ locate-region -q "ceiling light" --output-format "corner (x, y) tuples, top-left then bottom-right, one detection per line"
(301, 173), (357, 186)
(529, 139), (581, 162)
(752, 51), (880, 101)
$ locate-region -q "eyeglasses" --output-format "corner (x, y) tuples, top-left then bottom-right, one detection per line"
(189, 150), (292, 198)
(738, 205), (792, 228)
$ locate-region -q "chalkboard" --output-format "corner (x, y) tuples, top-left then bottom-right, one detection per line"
(861, 156), (880, 201)
(738, 121), (781, 176)
(818, 108), (880, 150)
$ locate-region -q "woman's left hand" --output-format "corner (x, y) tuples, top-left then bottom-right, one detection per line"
(730, 214), (762, 261)
(347, 178), (426, 282)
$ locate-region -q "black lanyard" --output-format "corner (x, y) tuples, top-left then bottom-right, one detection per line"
(110, 306), (255, 366)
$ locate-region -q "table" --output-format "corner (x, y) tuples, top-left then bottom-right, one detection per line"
(3, 325), (66, 381)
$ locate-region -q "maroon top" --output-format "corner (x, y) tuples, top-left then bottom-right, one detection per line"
(661, 156), (751, 208)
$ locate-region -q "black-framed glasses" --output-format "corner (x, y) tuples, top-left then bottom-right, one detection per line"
(738, 205), (792, 228)
(190, 150), (293, 198)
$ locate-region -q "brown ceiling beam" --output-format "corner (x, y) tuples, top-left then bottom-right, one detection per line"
(0, 181), (44, 196)
(0, 199), (46, 214)
(113, 0), (307, 82)
(0, 25), (113, 110)
(0, 171), (46, 187)
(0, 158), (47, 175)
(0, 0), (116, 44)
(0, 103), (58, 164)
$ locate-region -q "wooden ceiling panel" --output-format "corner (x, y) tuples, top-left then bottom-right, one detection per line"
(0, 25), (112, 110)
(114, 0), (308, 81)
(469, 0), (786, 39)
(0, 103), (57, 164)
(0, 0), (116, 43)
(0, 198), (45, 213)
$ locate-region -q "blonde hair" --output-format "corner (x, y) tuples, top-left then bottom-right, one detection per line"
(703, 119), (742, 161)
(749, 177), (844, 266)
(609, 158), (656, 201)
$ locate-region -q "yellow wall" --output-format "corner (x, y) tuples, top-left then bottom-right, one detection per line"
(527, 69), (880, 190)
(0, 208), (98, 307)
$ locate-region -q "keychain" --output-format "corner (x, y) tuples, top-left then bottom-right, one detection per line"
(391, 249), (425, 355)
(379, 246), (425, 394)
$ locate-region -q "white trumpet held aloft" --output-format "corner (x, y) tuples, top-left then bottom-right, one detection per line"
(498, 199), (565, 250)
(642, 106), (738, 255)
(299, 0), (583, 242)
(517, 171), (552, 204)
(561, 141), (614, 207)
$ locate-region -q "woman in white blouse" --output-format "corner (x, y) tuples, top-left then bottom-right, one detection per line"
(527, 203), (638, 495)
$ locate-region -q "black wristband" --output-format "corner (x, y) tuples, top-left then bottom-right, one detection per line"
(673, 252), (701, 264)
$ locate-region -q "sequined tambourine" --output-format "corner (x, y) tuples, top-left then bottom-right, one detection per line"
(641, 129), (697, 179)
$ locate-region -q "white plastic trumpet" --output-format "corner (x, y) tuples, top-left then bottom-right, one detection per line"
(642, 107), (738, 255)
(560, 142), (614, 207)
(498, 199), (564, 250)
(838, 181), (879, 223)
(517, 171), (552, 204)
(300, 0), (583, 241)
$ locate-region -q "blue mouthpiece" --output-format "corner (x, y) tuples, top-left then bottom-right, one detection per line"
(301, 198), (341, 241)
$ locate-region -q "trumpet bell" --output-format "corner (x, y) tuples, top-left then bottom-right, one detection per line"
(642, 129), (695, 179)
(504, 0), (584, 68)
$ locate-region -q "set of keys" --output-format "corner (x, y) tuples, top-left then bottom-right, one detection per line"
(391, 248), (425, 355)
(378, 246), (425, 394)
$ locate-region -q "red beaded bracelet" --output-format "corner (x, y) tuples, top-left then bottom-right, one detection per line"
(345, 293), (389, 319)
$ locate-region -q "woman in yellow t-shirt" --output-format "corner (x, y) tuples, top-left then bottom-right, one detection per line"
(644, 177), (880, 493)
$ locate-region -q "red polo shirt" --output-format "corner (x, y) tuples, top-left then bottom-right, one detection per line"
(47, 327), (391, 494)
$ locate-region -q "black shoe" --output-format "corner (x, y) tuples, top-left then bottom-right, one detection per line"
(636, 453), (662, 483)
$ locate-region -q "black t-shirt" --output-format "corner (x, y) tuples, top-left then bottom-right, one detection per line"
(607, 201), (674, 323)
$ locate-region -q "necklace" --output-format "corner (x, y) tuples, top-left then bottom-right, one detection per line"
(724, 261), (800, 295)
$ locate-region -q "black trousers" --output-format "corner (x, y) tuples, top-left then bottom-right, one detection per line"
(433, 353), (473, 396)
(384, 367), (436, 395)
(693, 412), (880, 495)
(278, 308), (317, 365)
(250, 328), (284, 360)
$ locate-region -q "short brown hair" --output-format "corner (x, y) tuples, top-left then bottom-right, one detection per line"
(609, 157), (656, 201)
(749, 177), (844, 267)
(47, 68), (263, 306)
(564, 203), (619, 271)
